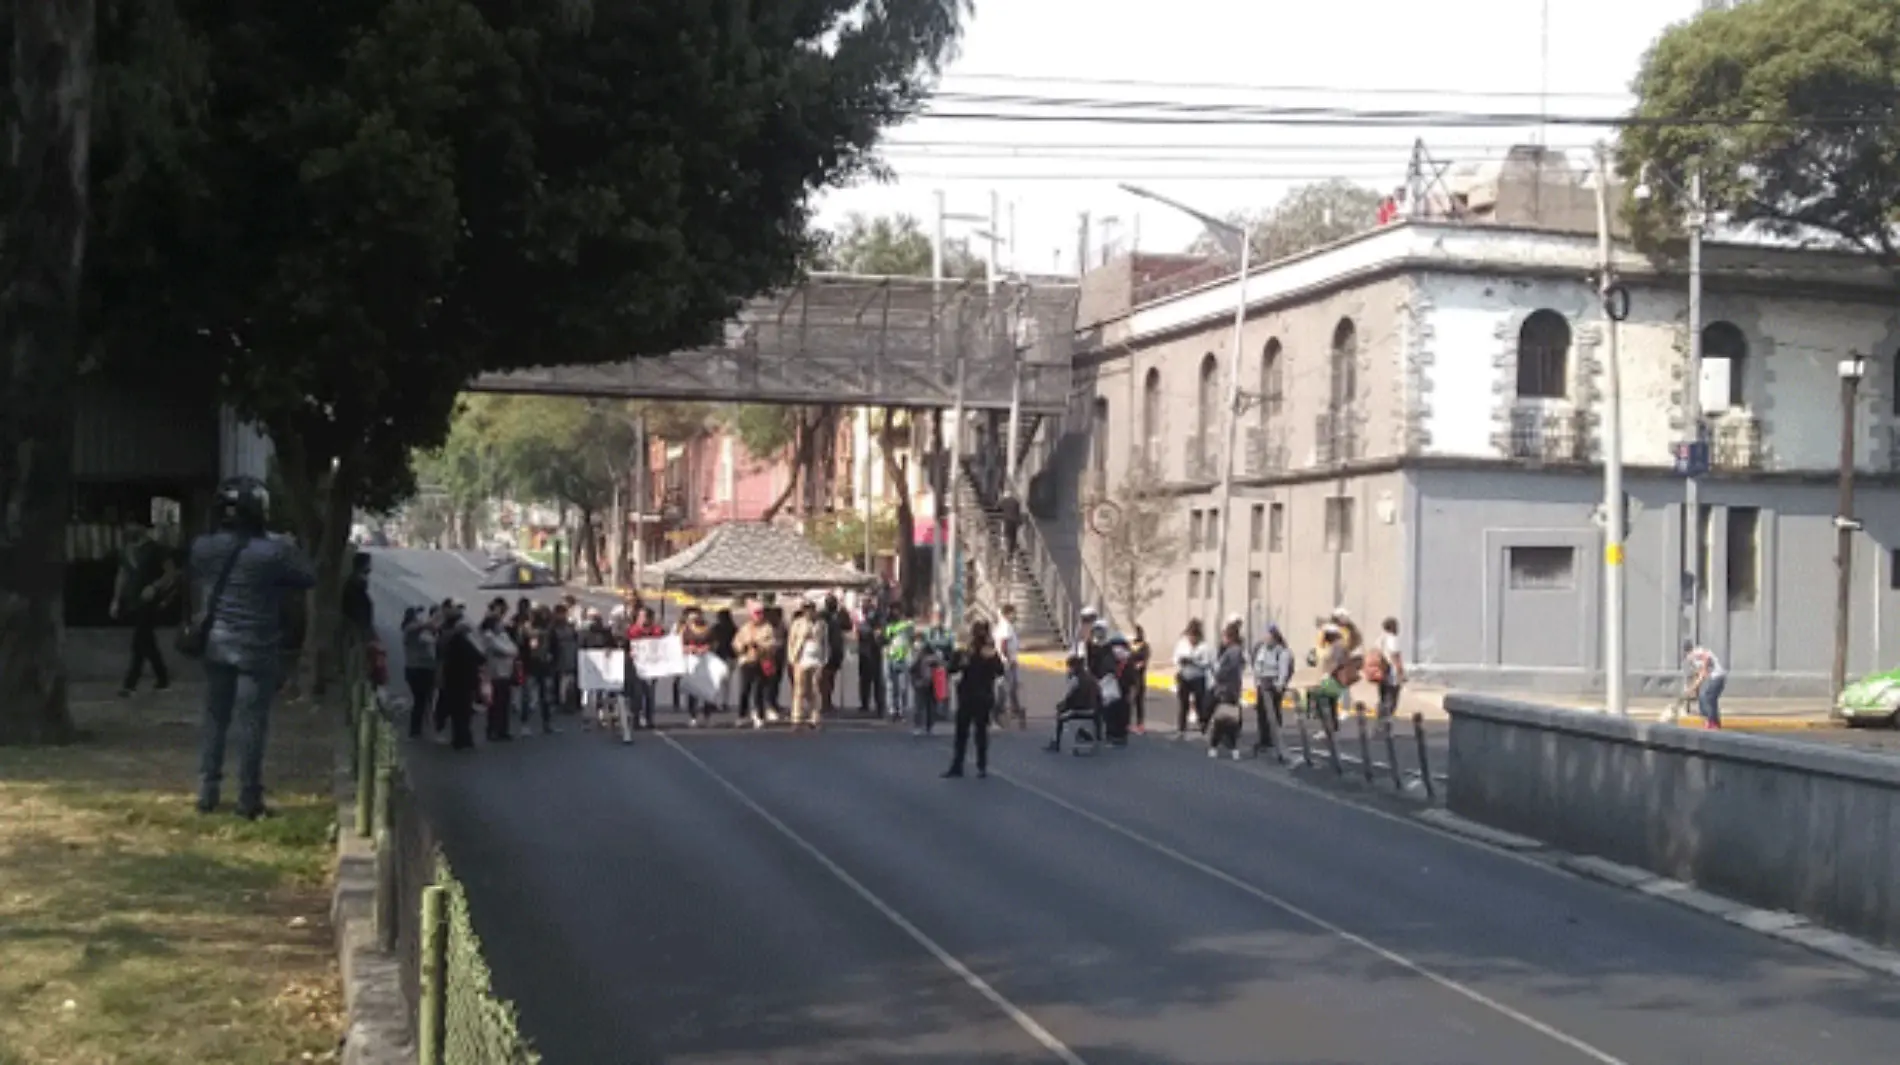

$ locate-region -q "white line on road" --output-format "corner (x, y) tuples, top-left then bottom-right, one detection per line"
(446, 552), (488, 577)
(658, 734), (1089, 1065)
(993, 769), (1632, 1065)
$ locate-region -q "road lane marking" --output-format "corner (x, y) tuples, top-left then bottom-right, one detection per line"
(659, 734), (1089, 1065)
(447, 551), (488, 577)
(993, 769), (1632, 1065)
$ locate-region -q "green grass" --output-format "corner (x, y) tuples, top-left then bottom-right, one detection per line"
(0, 688), (342, 1065)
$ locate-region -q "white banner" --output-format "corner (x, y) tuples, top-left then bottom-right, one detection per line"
(680, 653), (729, 704)
(580, 649), (624, 691)
(630, 634), (686, 678)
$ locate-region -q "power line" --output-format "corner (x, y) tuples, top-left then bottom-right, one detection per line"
(940, 71), (1634, 102)
(880, 139), (1596, 153)
(911, 97), (1879, 130)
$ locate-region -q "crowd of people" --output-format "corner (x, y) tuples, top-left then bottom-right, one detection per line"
(1041, 605), (1412, 763)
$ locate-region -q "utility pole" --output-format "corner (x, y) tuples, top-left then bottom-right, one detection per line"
(632, 412), (647, 598)
(1833, 355), (1866, 711)
(1684, 169), (1705, 654)
(931, 190), (947, 618)
(860, 408), (874, 574)
(1593, 143), (1629, 716)
(1210, 232), (1251, 633)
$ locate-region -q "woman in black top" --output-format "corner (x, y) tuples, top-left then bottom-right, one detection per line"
(943, 619), (1007, 779)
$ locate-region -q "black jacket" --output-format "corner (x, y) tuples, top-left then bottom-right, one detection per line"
(951, 648), (1006, 711)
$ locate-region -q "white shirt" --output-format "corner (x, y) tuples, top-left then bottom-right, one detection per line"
(993, 617), (1020, 663)
(1685, 647), (1725, 680)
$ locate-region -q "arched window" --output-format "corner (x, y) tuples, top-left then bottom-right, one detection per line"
(1142, 367), (1163, 467)
(1329, 319), (1358, 409)
(1197, 354), (1221, 471)
(1702, 321), (1747, 410)
(1260, 339), (1284, 426)
(1516, 310), (1571, 399)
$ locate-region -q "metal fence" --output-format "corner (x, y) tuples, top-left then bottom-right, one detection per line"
(347, 658), (541, 1065)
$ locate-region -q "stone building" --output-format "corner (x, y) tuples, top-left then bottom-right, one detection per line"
(1047, 221), (1900, 697)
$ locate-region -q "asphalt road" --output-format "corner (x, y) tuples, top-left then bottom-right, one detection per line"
(368, 548), (1900, 1065)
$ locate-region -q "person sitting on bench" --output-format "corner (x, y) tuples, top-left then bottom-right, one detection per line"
(1044, 653), (1103, 753)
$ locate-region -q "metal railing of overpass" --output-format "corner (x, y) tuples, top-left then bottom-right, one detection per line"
(471, 272), (1080, 413)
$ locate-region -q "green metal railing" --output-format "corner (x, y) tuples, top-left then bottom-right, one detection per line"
(347, 650), (541, 1065)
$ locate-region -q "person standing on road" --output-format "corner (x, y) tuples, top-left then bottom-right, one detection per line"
(548, 605), (581, 716)
(1127, 626), (1152, 735)
(437, 605), (484, 751)
(1173, 619), (1213, 738)
(992, 603), (1022, 728)
(626, 606), (665, 730)
(818, 594), (850, 717)
(764, 602), (789, 720)
(856, 598), (888, 719)
(479, 614), (518, 742)
(787, 601), (827, 728)
(523, 605), (557, 734)
(1206, 620), (1247, 760)
(710, 605), (738, 715)
(911, 606), (955, 735)
(1251, 624), (1294, 754)
(113, 519), (180, 697)
(1367, 617), (1406, 723)
(1684, 641), (1726, 729)
(943, 619), (1007, 778)
(677, 607), (714, 725)
(732, 605), (777, 729)
(188, 478), (316, 817)
(883, 607), (914, 724)
(401, 606), (441, 737)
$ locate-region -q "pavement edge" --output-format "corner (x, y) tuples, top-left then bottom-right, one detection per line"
(1414, 810), (1900, 979)
(330, 727), (414, 1065)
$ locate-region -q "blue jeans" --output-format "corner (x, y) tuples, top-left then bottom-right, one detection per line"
(201, 659), (282, 812)
(1697, 674), (1726, 727)
(886, 661), (911, 719)
(628, 677), (656, 728)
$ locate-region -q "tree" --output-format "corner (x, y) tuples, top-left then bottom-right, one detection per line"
(804, 507), (899, 567)
(1617, 0), (1900, 263)
(820, 212), (985, 278)
(25, 0), (970, 699)
(0, 0), (92, 745)
(1190, 179), (1385, 261)
(1092, 465), (1186, 633)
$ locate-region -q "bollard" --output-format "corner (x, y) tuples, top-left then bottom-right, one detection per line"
(1381, 715), (1404, 790)
(355, 710), (374, 838)
(374, 826), (397, 952)
(1353, 704), (1375, 783)
(419, 884), (448, 1065)
(1259, 693), (1284, 764)
(1292, 691), (1313, 768)
(374, 752), (394, 835)
(1412, 712), (1436, 802)
(1318, 697), (1343, 776)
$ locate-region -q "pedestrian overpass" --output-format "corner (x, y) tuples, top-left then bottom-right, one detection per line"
(470, 273), (1079, 413)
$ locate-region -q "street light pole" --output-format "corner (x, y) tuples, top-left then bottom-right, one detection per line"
(1684, 169), (1705, 656)
(1593, 143), (1629, 717)
(1119, 184), (1250, 631)
(1833, 356), (1866, 711)
(931, 190), (946, 619)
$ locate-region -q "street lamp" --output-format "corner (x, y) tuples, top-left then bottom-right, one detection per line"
(1833, 354), (1867, 712)
(1119, 183), (1251, 633)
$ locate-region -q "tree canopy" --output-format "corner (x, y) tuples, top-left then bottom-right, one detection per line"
(1618, 0), (1900, 261)
(1189, 179), (1385, 262)
(818, 211), (986, 278)
(64, 0), (972, 526)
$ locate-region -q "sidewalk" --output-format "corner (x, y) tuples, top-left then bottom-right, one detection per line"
(1016, 652), (1833, 731)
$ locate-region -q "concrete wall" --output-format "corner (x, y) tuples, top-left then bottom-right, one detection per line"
(1409, 465), (1900, 696)
(1445, 693), (1900, 949)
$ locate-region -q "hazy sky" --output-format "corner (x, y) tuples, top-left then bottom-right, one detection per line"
(814, 0), (1708, 272)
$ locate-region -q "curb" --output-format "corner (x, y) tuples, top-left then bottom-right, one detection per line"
(331, 719), (413, 1065)
(1414, 810), (1900, 979)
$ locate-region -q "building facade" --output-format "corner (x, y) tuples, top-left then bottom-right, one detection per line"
(1060, 221), (1900, 697)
